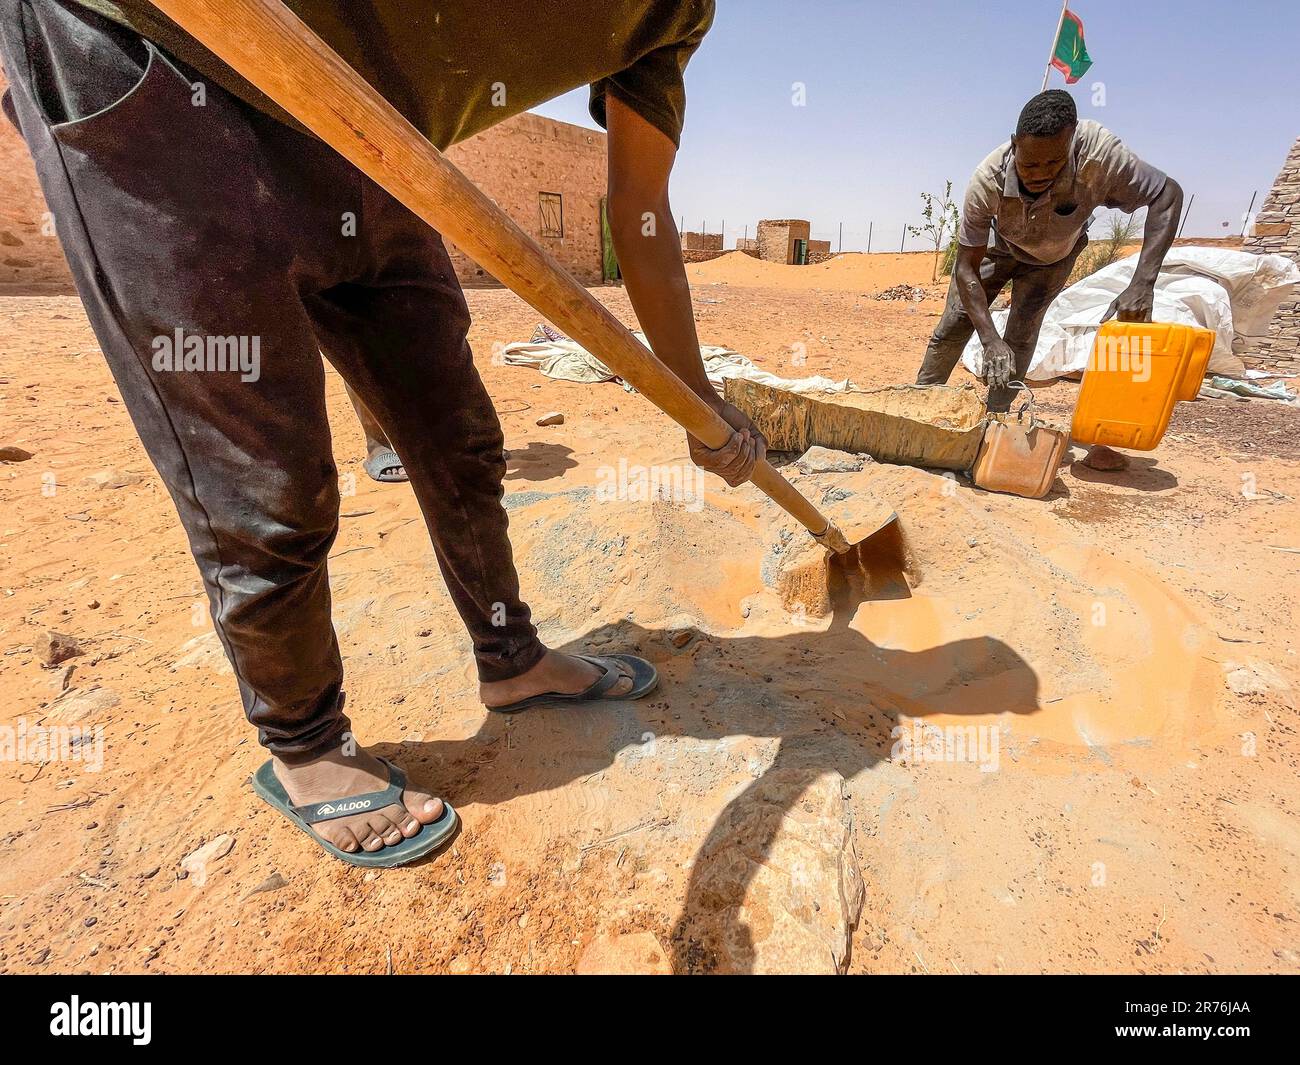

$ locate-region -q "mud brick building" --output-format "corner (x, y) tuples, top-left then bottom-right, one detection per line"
(681, 230), (727, 263)
(681, 230), (723, 252)
(0, 64), (608, 289)
(756, 219), (811, 265)
(444, 112), (609, 286)
(1244, 136), (1300, 365)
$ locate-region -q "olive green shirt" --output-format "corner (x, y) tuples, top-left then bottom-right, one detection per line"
(71, 0), (714, 148)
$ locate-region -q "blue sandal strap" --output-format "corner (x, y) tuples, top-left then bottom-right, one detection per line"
(291, 759), (407, 825)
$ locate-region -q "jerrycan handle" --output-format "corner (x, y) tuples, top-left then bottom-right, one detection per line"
(1006, 380), (1039, 432)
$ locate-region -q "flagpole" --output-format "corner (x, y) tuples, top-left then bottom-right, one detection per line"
(1041, 0), (1069, 91)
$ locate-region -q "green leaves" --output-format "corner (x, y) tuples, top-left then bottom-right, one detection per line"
(909, 180), (960, 281)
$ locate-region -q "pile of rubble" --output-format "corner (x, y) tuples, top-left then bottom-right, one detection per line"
(874, 283), (927, 302)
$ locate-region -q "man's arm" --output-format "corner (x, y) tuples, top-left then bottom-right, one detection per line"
(1102, 177), (1184, 323)
(954, 244), (1017, 392)
(951, 174), (1016, 392)
(604, 94), (764, 487)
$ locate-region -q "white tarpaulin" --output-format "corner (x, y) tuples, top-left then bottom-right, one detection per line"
(961, 247), (1300, 382)
(502, 330), (859, 396)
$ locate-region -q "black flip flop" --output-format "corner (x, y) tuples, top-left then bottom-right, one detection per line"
(252, 757), (457, 868)
(485, 653), (658, 714)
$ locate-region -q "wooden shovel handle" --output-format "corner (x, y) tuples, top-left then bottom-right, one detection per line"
(148, 0), (833, 537)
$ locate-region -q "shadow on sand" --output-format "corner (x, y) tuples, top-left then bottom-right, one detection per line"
(377, 585), (1042, 973)
(504, 441), (578, 482)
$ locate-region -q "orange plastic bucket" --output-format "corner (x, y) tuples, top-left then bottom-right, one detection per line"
(1070, 322), (1214, 451)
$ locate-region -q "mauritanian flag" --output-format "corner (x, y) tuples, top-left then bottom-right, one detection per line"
(1051, 9), (1093, 84)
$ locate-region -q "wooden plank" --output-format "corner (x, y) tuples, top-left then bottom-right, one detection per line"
(149, 0), (839, 542)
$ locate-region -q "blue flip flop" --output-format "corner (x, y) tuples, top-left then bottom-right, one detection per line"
(252, 757), (457, 868)
(485, 653), (659, 714)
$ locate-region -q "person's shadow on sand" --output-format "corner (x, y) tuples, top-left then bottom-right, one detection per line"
(503, 441), (578, 482)
(377, 589), (1042, 974)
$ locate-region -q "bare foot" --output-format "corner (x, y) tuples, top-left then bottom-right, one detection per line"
(480, 649), (633, 708)
(273, 747), (444, 855)
(1081, 444), (1130, 471)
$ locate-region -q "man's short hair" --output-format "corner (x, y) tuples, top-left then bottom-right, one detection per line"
(1016, 90), (1078, 138)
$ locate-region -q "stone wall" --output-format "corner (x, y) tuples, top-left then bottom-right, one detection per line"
(681, 231), (723, 252)
(681, 249), (731, 264)
(1243, 136), (1300, 364)
(806, 239), (833, 264)
(0, 62), (607, 290)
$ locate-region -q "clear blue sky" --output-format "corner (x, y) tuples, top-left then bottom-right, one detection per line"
(532, 0), (1300, 251)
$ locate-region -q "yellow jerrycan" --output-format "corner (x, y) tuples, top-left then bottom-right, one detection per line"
(1071, 321), (1214, 451)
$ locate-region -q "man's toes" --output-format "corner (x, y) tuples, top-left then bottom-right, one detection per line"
(404, 791), (444, 827)
(357, 824), (387, 852)
(364, 811), (405, 846)
(377, 802), (422, 840)
(610, 661), (634, 696)
(318, 822), (363, 854)
(384, 803), (421, 837)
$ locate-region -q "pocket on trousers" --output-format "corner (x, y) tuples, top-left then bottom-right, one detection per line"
(48, 41), (193, 148)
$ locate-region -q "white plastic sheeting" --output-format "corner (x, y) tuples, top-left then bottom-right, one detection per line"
(501, 331), (858, 396)
(960, 247), (1300, 382)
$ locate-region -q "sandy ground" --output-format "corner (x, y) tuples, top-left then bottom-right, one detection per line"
(1, 251), (1298, 974)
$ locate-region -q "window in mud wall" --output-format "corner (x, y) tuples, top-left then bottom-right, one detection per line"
(539, 192), (563, 238)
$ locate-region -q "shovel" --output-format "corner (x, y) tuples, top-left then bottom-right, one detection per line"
(147, 0), (900, 582)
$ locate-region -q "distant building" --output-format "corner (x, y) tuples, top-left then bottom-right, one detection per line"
(681, 231), (723, 252)
(757, 219), (811, 264)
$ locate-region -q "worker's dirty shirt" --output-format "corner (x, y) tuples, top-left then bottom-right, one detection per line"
(958, 120), (1168, 267)
(69, 0), (714, 148)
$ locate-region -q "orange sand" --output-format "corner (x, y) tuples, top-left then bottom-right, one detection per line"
(688, 250), (942, 291)
(1, 262), (1297, 974)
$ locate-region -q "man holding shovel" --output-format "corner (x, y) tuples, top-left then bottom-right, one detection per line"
(915, 89), (1183, 471)
(1, 0), (765, 864)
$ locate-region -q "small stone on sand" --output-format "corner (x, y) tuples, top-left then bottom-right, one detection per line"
(536, 412), (565, 426)
(40, 630), (83, 668)
(796, 446), (866, 474)
(244, 871), (288, 898)
(84, 469), (143, 490)
(180, 834), (234, 888)
(1080, 445), (1130, 472)
(47, 685), (119, 723)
